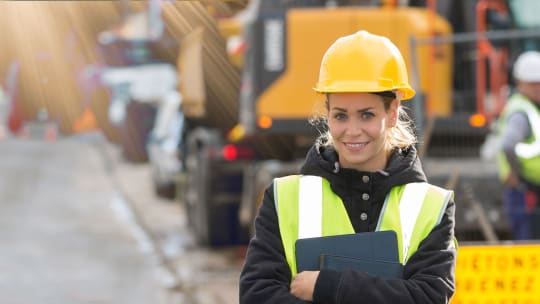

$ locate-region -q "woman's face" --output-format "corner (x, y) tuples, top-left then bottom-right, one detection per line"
(327, 92), (398, 172)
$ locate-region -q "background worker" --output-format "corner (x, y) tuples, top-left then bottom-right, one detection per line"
(498, 50), (540, 240)
(239, 30), (456, 303)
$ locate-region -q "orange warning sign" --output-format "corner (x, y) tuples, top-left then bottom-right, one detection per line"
(452, 244), (540, 304)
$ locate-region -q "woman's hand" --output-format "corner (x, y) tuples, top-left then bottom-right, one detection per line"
(290, 270), (319, 301)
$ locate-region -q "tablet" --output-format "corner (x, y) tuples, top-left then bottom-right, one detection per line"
(295, 230), (402, 278)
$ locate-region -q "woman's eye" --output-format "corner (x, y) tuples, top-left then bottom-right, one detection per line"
(334, 113), (347, 120)
(361, 112), (375, 120)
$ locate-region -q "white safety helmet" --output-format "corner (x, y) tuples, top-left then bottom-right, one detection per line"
(513, 51), (540, 82)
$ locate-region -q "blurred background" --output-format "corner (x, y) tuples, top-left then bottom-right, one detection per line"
(1, 0), (540, 303)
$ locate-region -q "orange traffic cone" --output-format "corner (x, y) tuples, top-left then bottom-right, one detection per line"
(72, 109), (98, 133)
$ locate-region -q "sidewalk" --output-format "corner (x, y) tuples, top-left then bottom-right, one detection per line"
(98, 136), (244, 304)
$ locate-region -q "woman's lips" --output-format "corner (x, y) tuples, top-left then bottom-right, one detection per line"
(343, 142), (368, 151)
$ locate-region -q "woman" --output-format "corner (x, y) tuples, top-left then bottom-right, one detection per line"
(240, 30), (456, 303)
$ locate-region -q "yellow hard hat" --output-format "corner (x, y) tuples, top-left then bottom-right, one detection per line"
(314, 30), (415, 100)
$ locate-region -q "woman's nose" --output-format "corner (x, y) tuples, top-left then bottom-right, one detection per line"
(345, 120), (363, 136)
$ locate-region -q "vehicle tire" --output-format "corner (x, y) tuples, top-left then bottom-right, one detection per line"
(184, 132), (211, 245)
(120, 102), (156, 163)
(183, 128), (250, 247)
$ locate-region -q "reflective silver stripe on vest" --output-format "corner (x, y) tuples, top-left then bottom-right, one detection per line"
(298, 176), (323, 239)
(399, 182), (429, 263)
(515, 101), (540, 158)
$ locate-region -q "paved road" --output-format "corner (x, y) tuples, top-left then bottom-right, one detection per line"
(0, 131), (242, 304)
(0, 134), (168, 303)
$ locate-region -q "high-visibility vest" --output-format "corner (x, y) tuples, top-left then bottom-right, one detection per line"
(274, 175), (454, 277)
(497, 93), (540, 185)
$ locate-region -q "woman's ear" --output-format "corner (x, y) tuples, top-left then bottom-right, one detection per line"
(388, 99), (400, 127)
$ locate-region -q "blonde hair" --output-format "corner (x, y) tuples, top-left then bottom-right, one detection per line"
(311, 93), (417, 152)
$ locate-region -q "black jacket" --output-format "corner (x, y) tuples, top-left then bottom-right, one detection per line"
(240, 144), (456, 304)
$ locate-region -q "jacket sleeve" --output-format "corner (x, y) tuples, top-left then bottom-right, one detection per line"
(313, 199), (457, 304)
(501, 112), (531, 176)
(239, 184), (309, 304)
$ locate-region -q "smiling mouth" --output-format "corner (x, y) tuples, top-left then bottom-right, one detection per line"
(344, 142), (368, 150)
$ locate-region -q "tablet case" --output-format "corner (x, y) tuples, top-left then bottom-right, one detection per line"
(319, 254), (403, 278)
(295, 230), (403, 278)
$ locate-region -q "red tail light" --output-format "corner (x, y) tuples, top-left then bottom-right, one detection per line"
(222, 144), (255, 161)
(222, 144), (238, 161)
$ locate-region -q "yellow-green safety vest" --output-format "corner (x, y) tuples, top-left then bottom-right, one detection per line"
(274, 175), (454, 277)
(497, 93), (540, 184)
